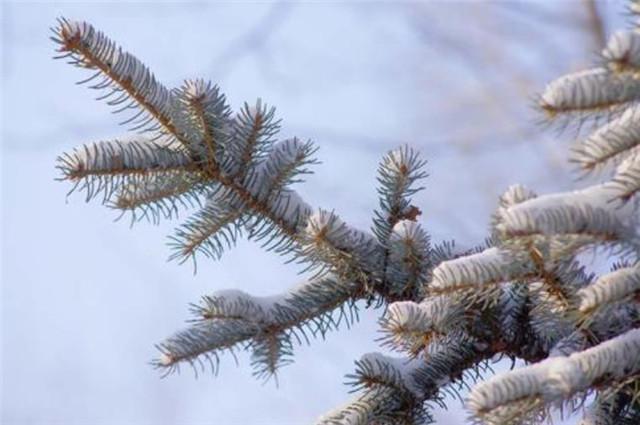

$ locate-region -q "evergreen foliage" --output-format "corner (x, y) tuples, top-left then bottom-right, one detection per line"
(53, 8), (640, 424)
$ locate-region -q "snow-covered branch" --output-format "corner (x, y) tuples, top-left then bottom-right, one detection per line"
(53, 9), (640, 425)
(468, 328), (640, 424)
(539, 68), (640, 118)
(52, 19), (177, 140)
(577, 264), (640, 313)
(318, 334), (489, 425)
(154, 275), (362, 377)
(56, 137), (197, 202)
(494, 183), (639, 258)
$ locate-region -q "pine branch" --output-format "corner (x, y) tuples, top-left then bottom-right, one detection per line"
(385, 220), (431, 301)
(53, 21), (318, 261)
(51, 19), (179, 142)
(111, 170), (205, 223)
(167, 193), (245, 264)
(493, 183), (640, 259)
(172, 79), (231, 166)
(602, 30), (640, 73)
(256, 137), (319, 196)
(317, 388), (425, 425)
(153, 275), (363, 378)
(373, 146), (428, 247)
(56, 137), (196, 202)
(300, 210), (384, 287)
(570, 106), (640, 174)
(577, 264), (640, 314)
(539, 68), (640, 119)
(226, 100), (280, 179)
(498, 184), (538, 209)
(51, 9), (640, 425)
(428, 247), (534, 297)
(467, 328), (640, 425)
(318, 334), (491, 425)
(373, 147), (428, 301)
(579, 391), (640, 425)
(54, 17), (408, 384)
(380, 296), (465, 356)
(611, 153), (640, 202)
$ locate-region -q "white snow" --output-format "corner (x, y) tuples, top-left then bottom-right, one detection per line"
(577, 265), (640, 312)
(539, 67), (638, 113)
(305, 209), (346, 240)
(66, 135), (191, 178)
(499, 184), (537, 208)
(573, 104), (640, 170)
(391, 219), (423, 240)
(616, 151), (640, 176)
(382, 146), (413, 176)
(602, 30), (640, 70)
(208, 288), (288, 322)
(496, 183), (637, 237)
(431, 247), (521, 290)
(358, 352), (426, 398)
(468, 328), (640, 414)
